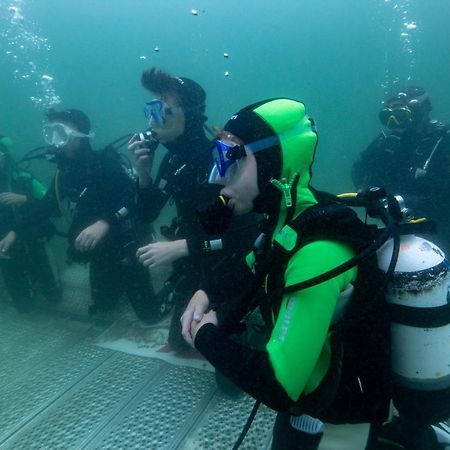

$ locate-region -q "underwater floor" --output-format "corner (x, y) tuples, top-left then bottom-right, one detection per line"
(0, 265), (369, 449)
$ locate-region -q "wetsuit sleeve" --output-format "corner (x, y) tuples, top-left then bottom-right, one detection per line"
(136, 182), (168, 223)
(94, 154), (136, 227)
(194, 240), (357, 411)
(136, 154), (170, 223)
(267, 241), (356, 400)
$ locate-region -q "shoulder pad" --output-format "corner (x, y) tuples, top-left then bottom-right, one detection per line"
(274, 225), (298, 251)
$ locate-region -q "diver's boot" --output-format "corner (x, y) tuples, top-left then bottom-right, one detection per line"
(271, 413), (323, 450)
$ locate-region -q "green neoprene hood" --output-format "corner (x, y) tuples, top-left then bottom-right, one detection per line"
(251, 98), (319, 230)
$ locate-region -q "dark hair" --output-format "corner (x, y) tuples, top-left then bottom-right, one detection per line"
(45, 108), (91, 134)
(386, 85), (432, 115)
(141, 67), (207, 125)
(141, 68), (174, 95)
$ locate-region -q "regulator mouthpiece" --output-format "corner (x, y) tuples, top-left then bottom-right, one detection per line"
(198, 195), (233, 235)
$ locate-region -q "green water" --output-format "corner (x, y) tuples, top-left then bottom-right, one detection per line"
(1, 0), (449, 189)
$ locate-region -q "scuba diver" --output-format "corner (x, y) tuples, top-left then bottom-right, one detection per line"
(180, 98), (450, 449)
(128, 67), (259, 360)
(352, 85), (450, 252)
(27, 108), (162, 323)
(0, 134), (61, 311)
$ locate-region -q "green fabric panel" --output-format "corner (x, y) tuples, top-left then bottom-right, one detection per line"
(266, 240), (357, 402)
(253, 99), (317, 191)
(31, 178), (47, 199)
(15, 170), (47, 199)
(274, 225), (298, 252)
(246, 251), (255, 269)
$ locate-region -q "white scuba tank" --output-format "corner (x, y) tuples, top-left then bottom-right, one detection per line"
(377, 234), (450, 421)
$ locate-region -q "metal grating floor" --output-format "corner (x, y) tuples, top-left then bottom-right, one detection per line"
(0, 307), (275, 450)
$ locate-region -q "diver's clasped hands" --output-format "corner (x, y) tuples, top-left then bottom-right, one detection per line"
(75, 220), (110, 252)
(0, 192), (27, 206)
(136, 239), (188, 268)
(181, 290), (218, 347)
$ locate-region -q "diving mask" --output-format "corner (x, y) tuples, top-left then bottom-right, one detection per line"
(43, 122), (94, 148)
(209, 135), (279, 184)
(379, 104), (413, 130)
(209, 140), (246, 182)
(144, 99), (181, 127)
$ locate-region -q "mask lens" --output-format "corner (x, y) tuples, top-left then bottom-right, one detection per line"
(43, 123), (73, 147)
(209, 140), (245, 184)
(208, 158), (240, 185)
(144, 100), (166, 126)
(211, 141), (226, 177)
(379, 106), (411, 130)
(211, 140), (236, 177)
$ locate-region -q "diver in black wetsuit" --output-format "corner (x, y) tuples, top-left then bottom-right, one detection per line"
(0, 135), (61, 311)
(128, 68), (259, 356)
(28, 108), (161, 323)
(352, 85), (450, 252)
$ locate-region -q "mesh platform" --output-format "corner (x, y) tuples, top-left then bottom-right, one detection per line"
(0, 308), (275, 450)
(0, 305), (371, 449)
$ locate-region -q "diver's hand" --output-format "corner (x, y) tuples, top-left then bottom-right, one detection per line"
(75, 220), (110, 252)
(0, 192), (27, 206)
(190, 310), (218, 347)
(0, 231), (17, 259)
(181, 290), (211, 347)
(136, 239), (188, 268)
(128, 134), (155, 188)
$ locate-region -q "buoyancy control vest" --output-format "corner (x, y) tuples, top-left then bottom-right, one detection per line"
(250, 186), (450, 425)
(254, 201), (393, 424)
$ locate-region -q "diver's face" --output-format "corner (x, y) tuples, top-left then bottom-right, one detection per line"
(217, 139), (259, 215)
(149, 92), (185, 144)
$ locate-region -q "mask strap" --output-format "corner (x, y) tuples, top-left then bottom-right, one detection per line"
(246, 135), (278, 153)
(71, 130), (95, 139)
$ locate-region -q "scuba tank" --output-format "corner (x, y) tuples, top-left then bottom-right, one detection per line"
(337, 188), (450, 423)
(378, 234), (450, 423)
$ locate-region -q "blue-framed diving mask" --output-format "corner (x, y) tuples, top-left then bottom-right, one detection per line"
(43, 122), (94, 148)
(209, 135), (279, 184)
(144, 99), (182, 127)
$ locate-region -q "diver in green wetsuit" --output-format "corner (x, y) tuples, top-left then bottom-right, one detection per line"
(180, 99), (449, 449)
(180, 98), (363, 448)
